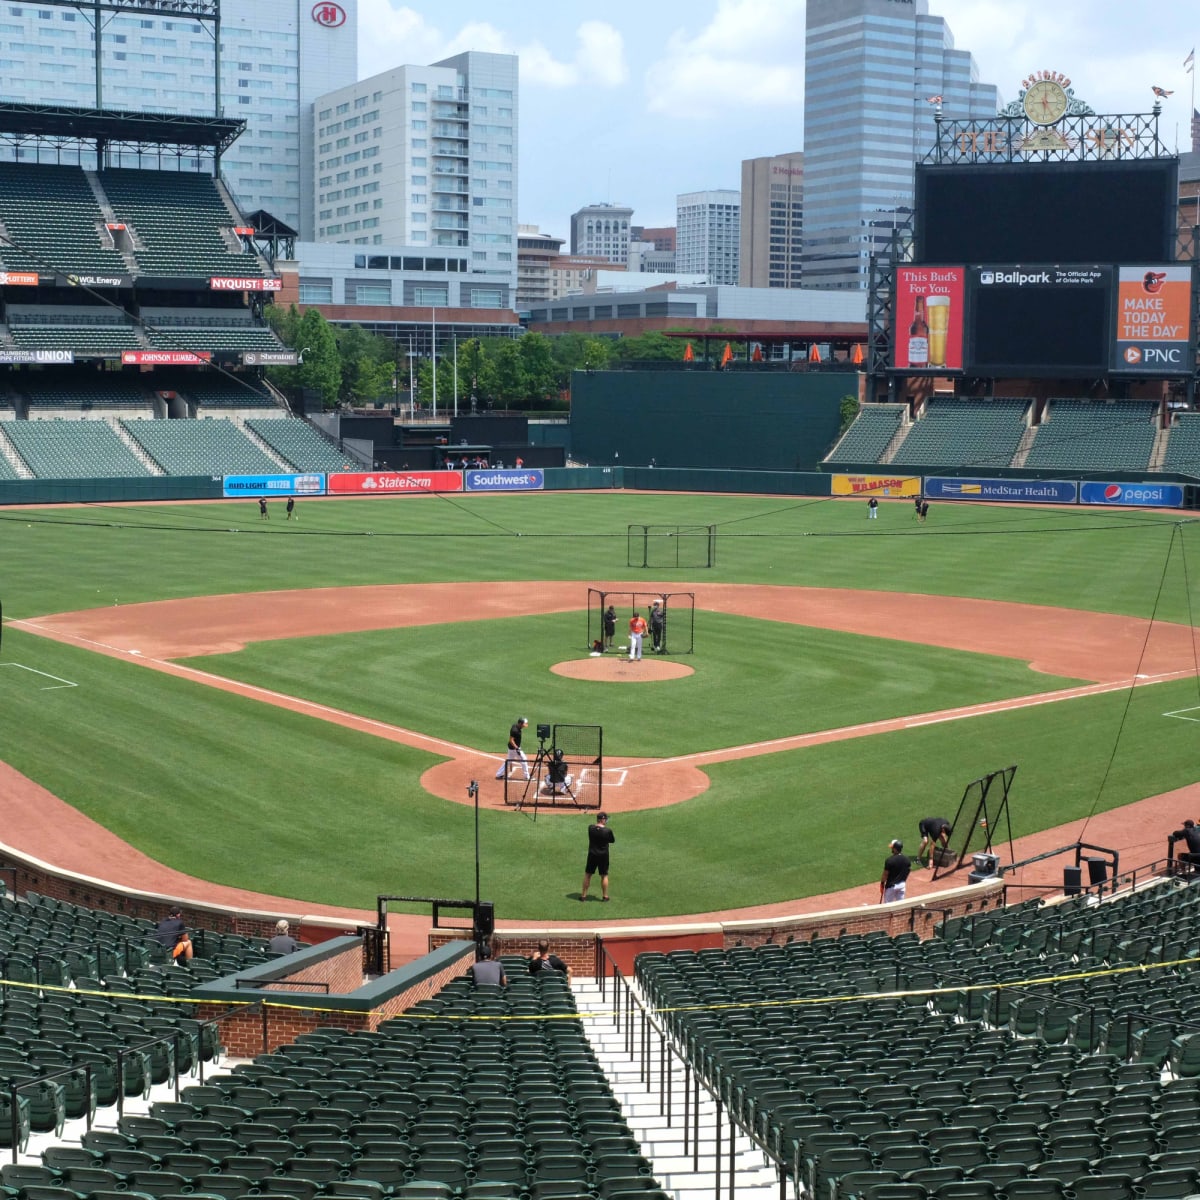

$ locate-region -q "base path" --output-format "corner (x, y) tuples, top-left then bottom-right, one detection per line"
(6, 581), (1200, 942)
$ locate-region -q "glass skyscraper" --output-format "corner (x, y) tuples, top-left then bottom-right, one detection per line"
(802, 0), (999, 289)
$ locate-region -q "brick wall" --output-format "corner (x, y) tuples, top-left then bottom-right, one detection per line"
(196, 948), (469, 1055)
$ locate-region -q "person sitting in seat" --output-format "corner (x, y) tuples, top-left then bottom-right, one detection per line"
(542, 748), (574, 795)
(269, 919), (299, 955)
(471, 944), (507, 987)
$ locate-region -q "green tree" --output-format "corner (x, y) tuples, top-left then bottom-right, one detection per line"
(839, 394), (860, 434)
(415, 356), (457, 410)
(517, 332), (558, 405)
(294, 308), (341, 408)
(614, 331), (688, 361)
(490, 339), (526, 407)
(336, 324), (394, 406)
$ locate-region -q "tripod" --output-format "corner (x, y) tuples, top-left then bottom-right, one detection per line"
(516, 735), (552, 820)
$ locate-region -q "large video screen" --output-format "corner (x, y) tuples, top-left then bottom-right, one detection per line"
(966, 266), (1112, 375)
(915, 160), (1177, 264)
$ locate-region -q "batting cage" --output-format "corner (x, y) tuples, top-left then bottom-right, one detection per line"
(627, 524), (716, 569)
(503, 722), (603, 813)
(587, 588), (695, 655)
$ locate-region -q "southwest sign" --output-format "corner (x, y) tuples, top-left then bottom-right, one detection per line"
(327, 471), (463, 495)
(1111, 265), (1192, 375)
(464, 469), (544, 492)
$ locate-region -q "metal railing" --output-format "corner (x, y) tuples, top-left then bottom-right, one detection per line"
(594, 936), (793, 1200)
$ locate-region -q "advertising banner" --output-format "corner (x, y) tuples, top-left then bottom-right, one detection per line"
(223, 474), (325, 498)
(0, 270), (39, 286)
(327, 470), (463, 495)
(60, 273), (132, 289)
(893, 266), (966, 371)
(122, 350), (212, 365)
(1080, 481), (1184, 508)
(830, 474), (921, 498)
(1111, 266), (1192, 375)
(209, 277), (283, 291)
(924, 477), (1078, 504)
(464, 468), (544, 492)
(0, 349), (75, 364)
(242, 350), (299, 366)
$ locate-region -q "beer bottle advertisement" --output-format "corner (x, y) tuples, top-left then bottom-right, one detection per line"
(894, 266), (966, 371)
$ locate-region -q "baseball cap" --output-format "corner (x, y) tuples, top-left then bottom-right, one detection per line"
(890, 839), (903, 851)
(519, 717), (528, 725)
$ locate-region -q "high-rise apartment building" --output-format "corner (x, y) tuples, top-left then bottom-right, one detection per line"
(740, 152), (804, 288)
(570, 203), (634, 265)
(516, 225), (564, 308)
(312, 52), (517, 296)
(0, 0), (356, 238)
(676, 190), (740, 285)
(802, 0), (998, 289)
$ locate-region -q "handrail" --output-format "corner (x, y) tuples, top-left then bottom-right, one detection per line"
(595, 936), (794, 1200)
(8, 1064), (95, 1163)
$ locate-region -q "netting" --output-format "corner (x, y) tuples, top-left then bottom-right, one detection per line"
(587, 589), (695, 655)
(627, 524), (716, 569)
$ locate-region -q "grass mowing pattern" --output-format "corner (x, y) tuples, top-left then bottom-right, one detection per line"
(2, 494), (1200, 917)
(181, 611), (1086, 758)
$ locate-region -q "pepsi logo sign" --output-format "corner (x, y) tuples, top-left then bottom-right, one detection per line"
(1104, 484), (1123, 501)
(312, 2), (346, 27)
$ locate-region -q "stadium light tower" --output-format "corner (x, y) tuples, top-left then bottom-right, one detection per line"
(27, 0), (221, 115)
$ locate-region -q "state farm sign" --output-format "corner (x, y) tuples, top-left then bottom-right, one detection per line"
(327, 471), (463, 495)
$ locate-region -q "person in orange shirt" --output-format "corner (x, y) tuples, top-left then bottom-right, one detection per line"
(628, 610), (648, 661)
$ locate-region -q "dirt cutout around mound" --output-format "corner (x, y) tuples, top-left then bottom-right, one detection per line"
(551, 656), (694, 682)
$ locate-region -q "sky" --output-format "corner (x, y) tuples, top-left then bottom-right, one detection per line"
(357, 0), (1200, 236)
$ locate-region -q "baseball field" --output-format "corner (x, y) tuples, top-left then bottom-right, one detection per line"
(2, 489), (1199, 920)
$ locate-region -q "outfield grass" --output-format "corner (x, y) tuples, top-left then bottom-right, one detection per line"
(2, 492), (1199, 919)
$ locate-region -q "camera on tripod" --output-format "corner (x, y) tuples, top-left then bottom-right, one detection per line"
(536, 723), (551, 741)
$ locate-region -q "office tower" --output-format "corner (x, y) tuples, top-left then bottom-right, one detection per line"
(516, 225), (565, 307)
(676, 189), (740, 285)
(802, 0), (998, 289)
(312, 51), (518, 295)
(570, 203), (634, 264)
(0, 0), (356, 238)
(740, 151), (804, 288)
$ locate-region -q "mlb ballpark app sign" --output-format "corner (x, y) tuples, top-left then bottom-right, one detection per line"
(1112, 266), (1192, 375)
(893, 266), (965, 371)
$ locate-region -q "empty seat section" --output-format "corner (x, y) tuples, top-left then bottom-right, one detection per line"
(1161, 412), (1200, 475)
(246, 418), (356, 471)
(0, 163), (130, 277)
(826, 404), (905, 463)
(0, 419), (150, 478)
(122, 417), (281, 475)
(98, 169), (266, 279)
(889, 397), (1029, 469)
(1024, 399), (1157, 471)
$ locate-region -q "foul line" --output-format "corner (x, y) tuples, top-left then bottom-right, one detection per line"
(0, 661), (78, 690)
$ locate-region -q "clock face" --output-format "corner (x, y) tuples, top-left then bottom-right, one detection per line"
(1023, 80), (1068, 126)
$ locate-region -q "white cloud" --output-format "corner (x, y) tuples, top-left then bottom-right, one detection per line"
(358, 2), (627, 88)
(645, 0), (805, 119)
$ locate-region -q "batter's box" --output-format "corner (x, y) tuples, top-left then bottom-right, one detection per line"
(580, 767), (627, 787)
(1163, 706), (1200, 723)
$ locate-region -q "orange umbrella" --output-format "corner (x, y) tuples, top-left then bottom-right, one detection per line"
(851, 343), (865, 364)
(808, 343), (821, 363)
(683, 342), (694, 362)
(719, 342), (734, 367)
(751, 344), (763, 362)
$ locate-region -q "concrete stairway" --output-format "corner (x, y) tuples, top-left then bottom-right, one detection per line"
(573, 975), (790, 1200)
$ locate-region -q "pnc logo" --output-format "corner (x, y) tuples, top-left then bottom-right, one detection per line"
(312, 2), (346, 27)
(1123, 347), (1142, 364)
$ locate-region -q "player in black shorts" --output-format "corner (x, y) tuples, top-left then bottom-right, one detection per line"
(918, 816), (952, 867)
(581, 811), (615, 902)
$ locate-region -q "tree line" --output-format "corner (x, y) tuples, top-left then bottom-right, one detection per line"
(264, 305), (735, 411)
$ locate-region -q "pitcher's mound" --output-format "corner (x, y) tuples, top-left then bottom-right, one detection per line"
(552, 656), (694, 682)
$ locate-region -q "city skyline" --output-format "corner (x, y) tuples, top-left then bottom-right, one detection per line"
(359, 0), (1200, 236)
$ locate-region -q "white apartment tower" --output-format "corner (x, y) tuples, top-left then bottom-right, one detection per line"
(0, 0), (357, 238)
(676, 189), (740, 285)
(570, 203), (634, 265)
(312, 51), (517, 292)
